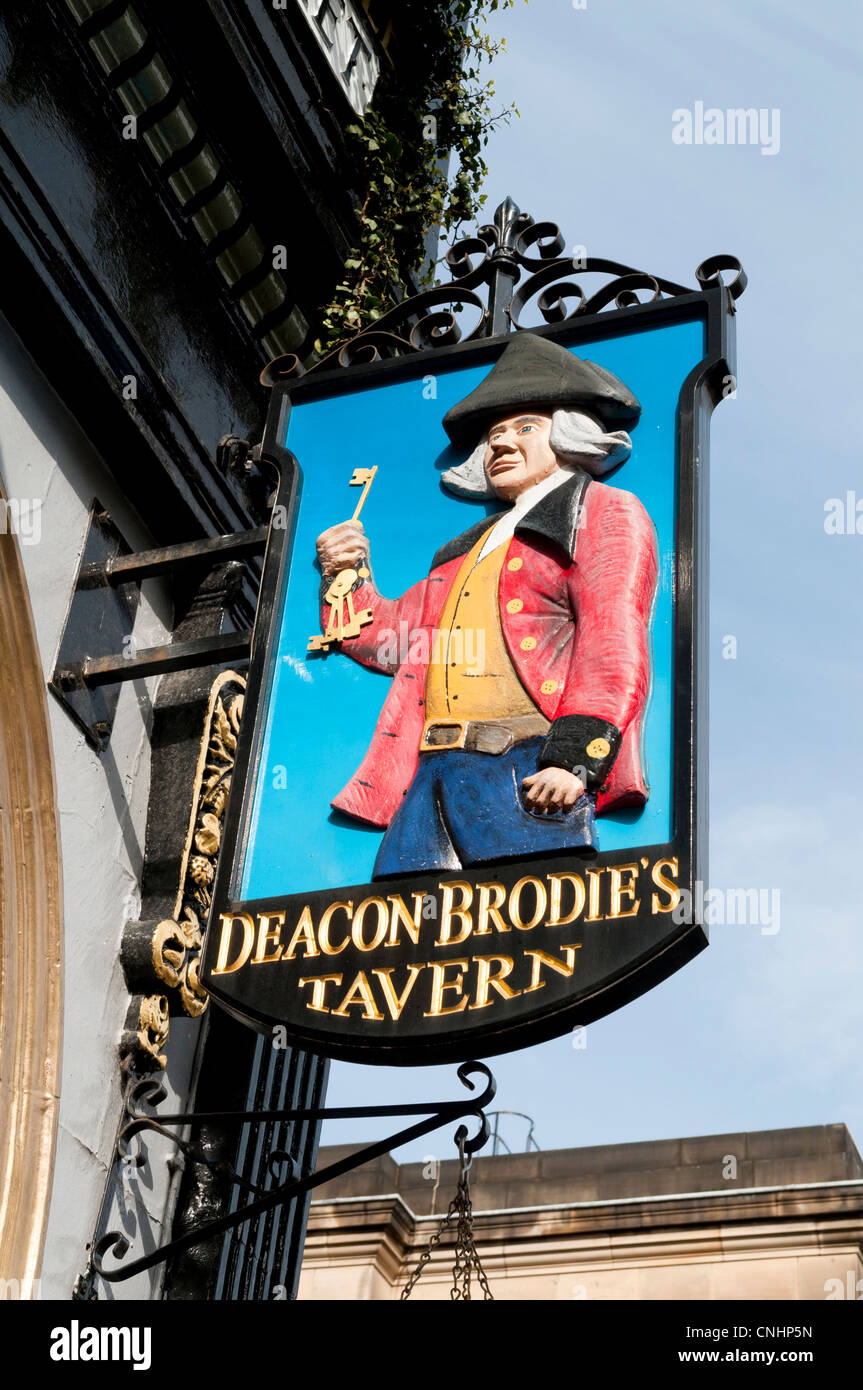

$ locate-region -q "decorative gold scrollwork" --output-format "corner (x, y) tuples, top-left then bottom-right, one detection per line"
(130, 670), (245, 1068)
(136, 994), (171, 1067)
(152, 910), (208, 1017)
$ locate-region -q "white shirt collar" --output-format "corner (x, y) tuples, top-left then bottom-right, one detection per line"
(477, 467), (569, 560)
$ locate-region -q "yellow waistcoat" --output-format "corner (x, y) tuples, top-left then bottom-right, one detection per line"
(424, 527), (537, 721)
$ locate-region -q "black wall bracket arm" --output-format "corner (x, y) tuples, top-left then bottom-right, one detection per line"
(87, 1061), (497, 1286)
(76, 525), (268, 589)
(48, 501), (268, 749)
(57, 628), (255, 690)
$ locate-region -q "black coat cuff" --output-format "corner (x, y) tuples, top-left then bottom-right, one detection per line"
(539, 715), (622, 791)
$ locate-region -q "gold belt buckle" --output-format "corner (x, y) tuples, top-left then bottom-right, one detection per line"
(420, 719), (467, 752)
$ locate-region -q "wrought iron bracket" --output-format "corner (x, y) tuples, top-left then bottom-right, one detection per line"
(259, 194), (746, 386)
(48, 499), (267, 749)
(82, 1061), (496, 1287)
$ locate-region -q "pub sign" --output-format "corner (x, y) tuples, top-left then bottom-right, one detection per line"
(201, 247), (741, 1064)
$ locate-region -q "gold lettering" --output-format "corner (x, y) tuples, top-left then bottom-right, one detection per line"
(523, 945), (582, 993)
(585, 868), (603, 921)
(470, 954), (520, 1010)
(651, 857), (680, 913)
(508, 876), (547, 931)
(424, 958), (470, 1016)
(548, 872), (585, 926)
(474, 882), (509, 936)
(319, 900), (352, 955)
(608, 863), (640, 920)
(252, 911), (285, 964)
(332, 971), (384, 1020)
(372, 965), (423, 1020)
(436, 881), (474, 946)
(212, 912), (254, 974)
(386, 893), (424, 947)
(283, 906), (320, 960)
(298, 974), (343, 1012)
(352, 896), (389, 952)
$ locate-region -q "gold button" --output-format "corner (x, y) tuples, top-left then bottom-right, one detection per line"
(506, 598), (523, 614)
(507, 557), (523, 572)
(540, 679), (558, 695)
(586, 737), (611, 759)
(520, 637), (537, 651)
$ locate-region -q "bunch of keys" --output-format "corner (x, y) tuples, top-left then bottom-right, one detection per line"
(308, 466), (377, 653)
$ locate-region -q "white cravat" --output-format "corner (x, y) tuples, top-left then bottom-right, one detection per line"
(476, 467), (570, 561)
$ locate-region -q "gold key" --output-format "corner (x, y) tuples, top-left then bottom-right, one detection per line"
(349, 467), (377, 522)
(308, 468), (378, 652)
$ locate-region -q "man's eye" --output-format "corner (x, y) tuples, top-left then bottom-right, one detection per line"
(519, 425), (534, 434)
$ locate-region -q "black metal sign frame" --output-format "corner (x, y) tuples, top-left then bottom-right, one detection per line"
(201, 283), (737, 1065)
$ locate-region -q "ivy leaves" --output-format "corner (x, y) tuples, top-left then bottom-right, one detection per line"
(315, 0), (523, 356)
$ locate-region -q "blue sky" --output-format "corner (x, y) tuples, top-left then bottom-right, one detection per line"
(319, 0), (863, 1164)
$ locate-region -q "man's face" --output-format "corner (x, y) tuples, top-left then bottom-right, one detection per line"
(483, 411), (557, 501)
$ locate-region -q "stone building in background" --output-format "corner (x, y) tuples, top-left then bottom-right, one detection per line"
(301, 1125), (863, 1301)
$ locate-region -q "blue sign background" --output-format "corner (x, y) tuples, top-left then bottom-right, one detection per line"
(240, 319), (704, 900)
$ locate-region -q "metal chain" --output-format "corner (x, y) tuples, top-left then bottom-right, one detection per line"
(401, 1133), (493, 1300)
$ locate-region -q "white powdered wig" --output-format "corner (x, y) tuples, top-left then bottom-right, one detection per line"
(441, 409), (633, 498)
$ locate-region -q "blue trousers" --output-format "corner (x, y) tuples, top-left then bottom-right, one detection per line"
(373, 736), (597, 878)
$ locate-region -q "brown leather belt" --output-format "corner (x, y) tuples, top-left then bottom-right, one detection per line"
(419, 713), (550, 756)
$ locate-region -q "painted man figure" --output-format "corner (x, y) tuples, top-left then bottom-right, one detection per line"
(315, 333), (658, 878)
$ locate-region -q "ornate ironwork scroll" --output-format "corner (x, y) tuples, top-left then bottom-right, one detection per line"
(259, 195), (747, 386)
(121, 670), (246, 1069)
(86, 1061), (496, 1286)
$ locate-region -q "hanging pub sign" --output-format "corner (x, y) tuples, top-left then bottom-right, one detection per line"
(201, 200), (746, 1064)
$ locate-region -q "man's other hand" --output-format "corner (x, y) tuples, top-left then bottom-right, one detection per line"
(316, 520), (369, 578)
(522, 766), (586, 814)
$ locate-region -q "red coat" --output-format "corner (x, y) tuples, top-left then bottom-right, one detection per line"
(324, 470), (658, 827)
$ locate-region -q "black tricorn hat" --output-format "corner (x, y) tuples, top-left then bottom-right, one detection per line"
(442, 332), (641, 446)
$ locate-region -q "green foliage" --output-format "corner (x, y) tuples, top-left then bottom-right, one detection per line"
(315, 0), (524, 356)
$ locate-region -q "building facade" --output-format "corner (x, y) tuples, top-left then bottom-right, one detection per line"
(0, 0), (423, 1301)
(300, 1125), (863, 1301)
